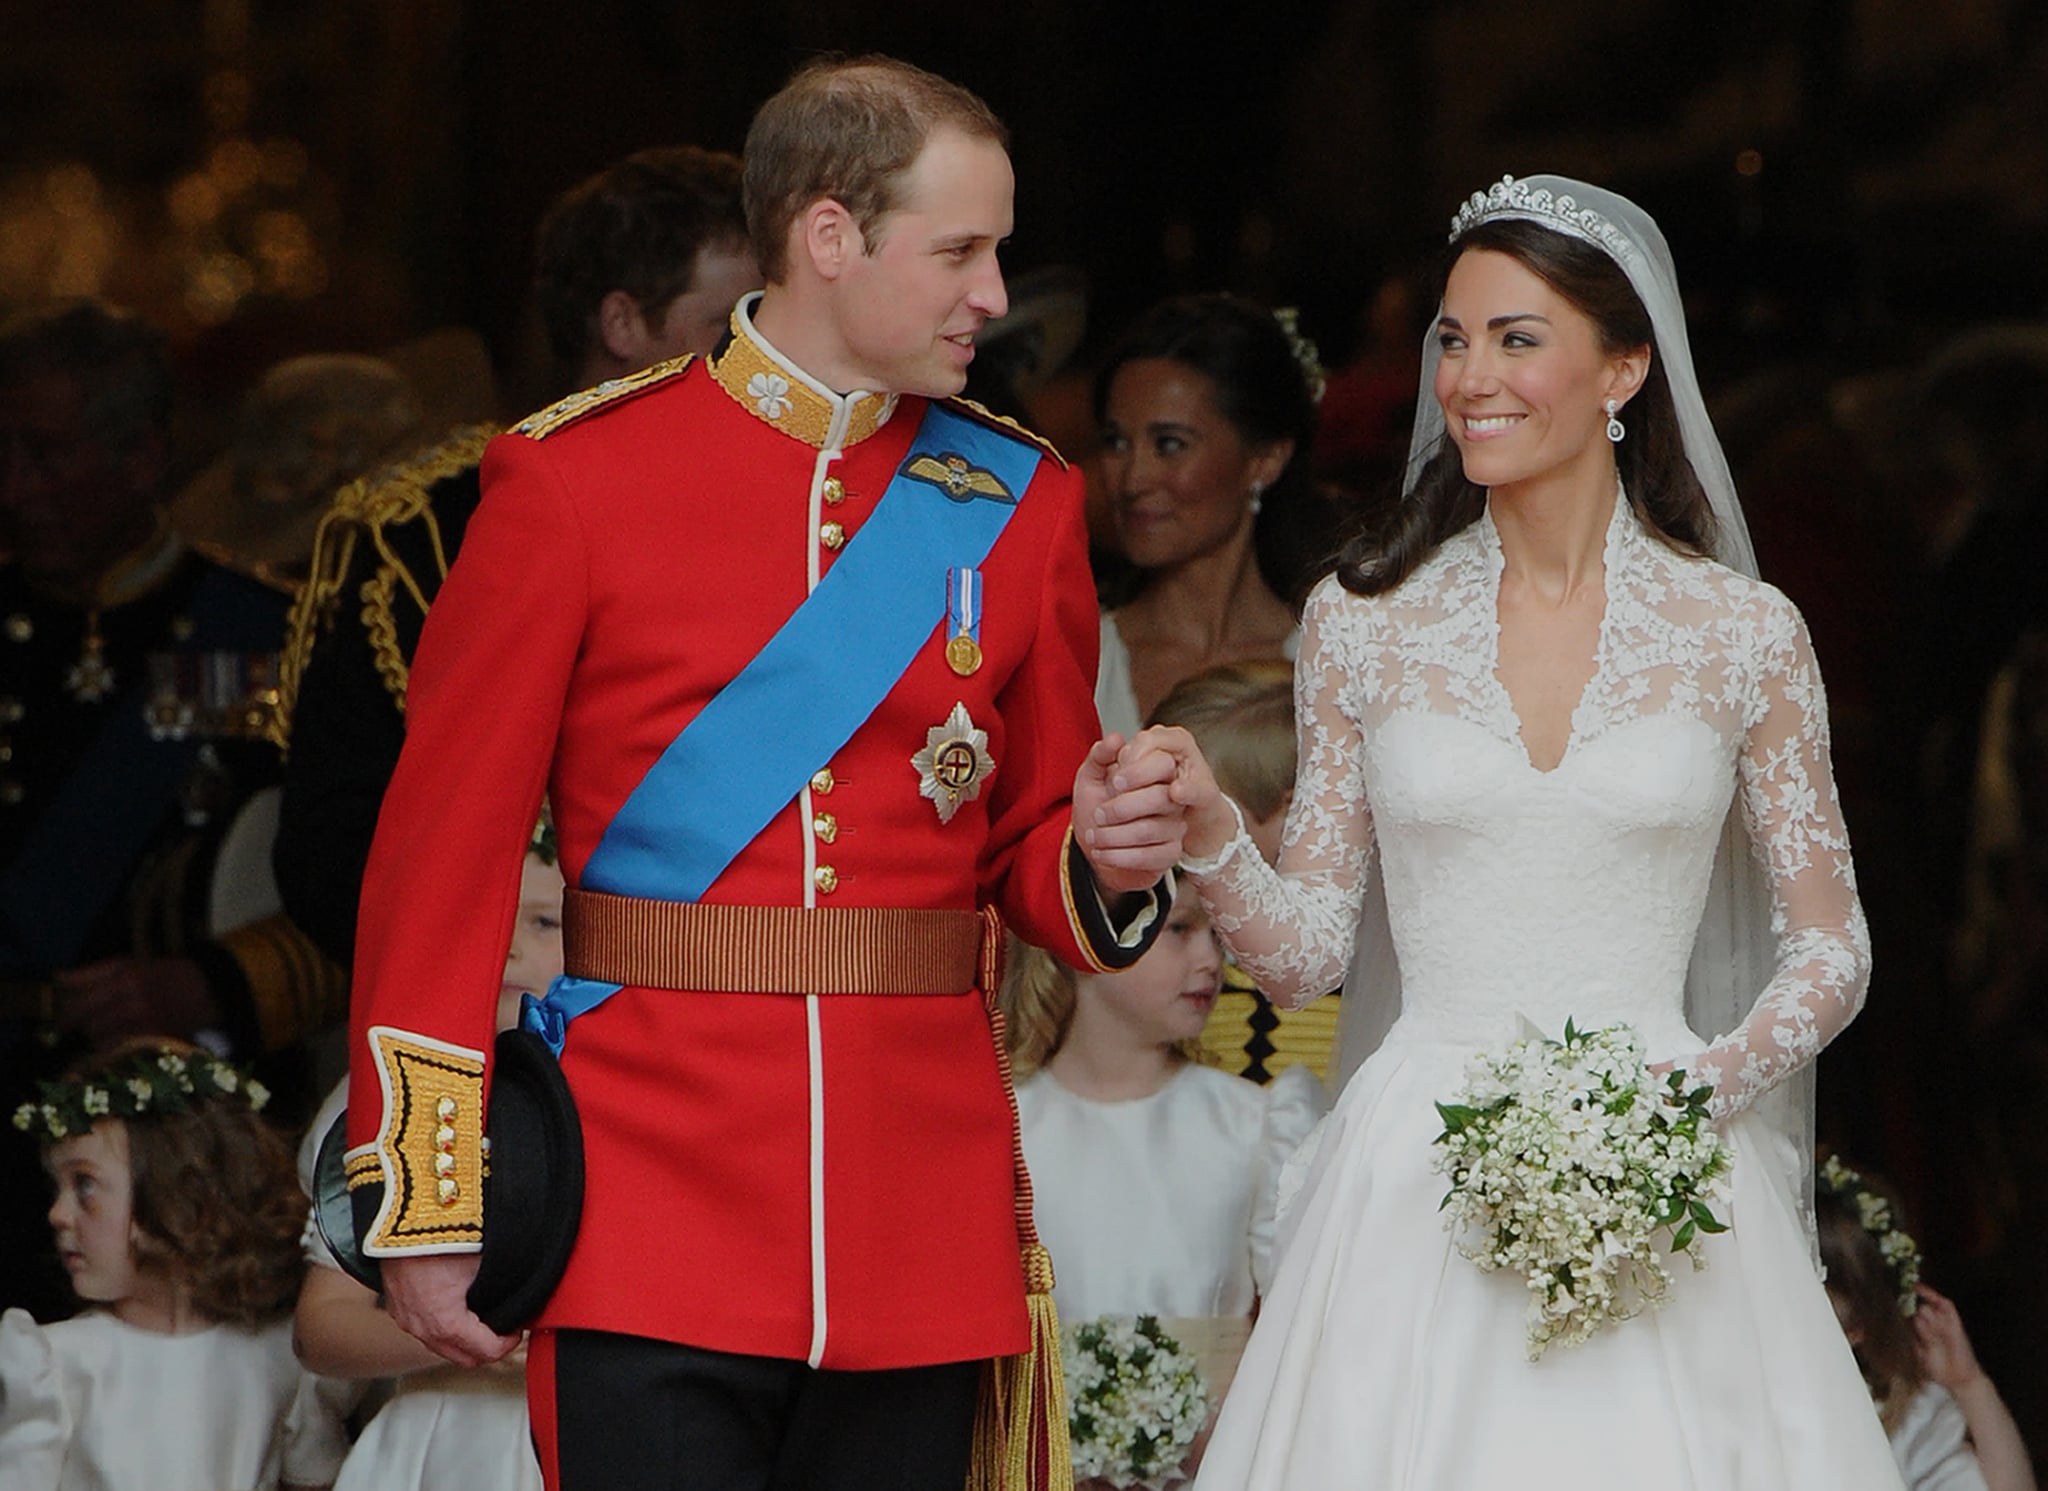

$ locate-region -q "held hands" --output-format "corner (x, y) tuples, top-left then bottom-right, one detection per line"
(1072, 733), (1185, 894)
(1072, 726), (1238, 893)
(378, 1253), (521, 1368)
(1117, 726), (1237, 864)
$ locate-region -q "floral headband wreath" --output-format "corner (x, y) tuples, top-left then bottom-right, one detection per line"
(1818, 1153), (1922, 1317)
(12, 1044), (271, 1144)
(1272, 306), (1327, 406)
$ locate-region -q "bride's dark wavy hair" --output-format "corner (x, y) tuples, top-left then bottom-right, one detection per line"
(1333, 218), (1717, 597)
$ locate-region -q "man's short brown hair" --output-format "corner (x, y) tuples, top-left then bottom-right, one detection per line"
(532, 145), (747, 379)
(742, 54), (1008, 283)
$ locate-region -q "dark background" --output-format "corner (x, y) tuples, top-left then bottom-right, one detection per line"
(7, 0), (2046, 1459)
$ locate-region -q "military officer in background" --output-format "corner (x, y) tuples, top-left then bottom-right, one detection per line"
(0, 300), (345, 1315)
(273, 143), (760, 968)
(347, 54), (1187, 1491)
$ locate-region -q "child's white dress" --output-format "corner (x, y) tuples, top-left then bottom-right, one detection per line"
(0, 1307), (346, 1491)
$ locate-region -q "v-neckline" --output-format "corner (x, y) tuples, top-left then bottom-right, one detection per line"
(1481, 489), (1627, 776)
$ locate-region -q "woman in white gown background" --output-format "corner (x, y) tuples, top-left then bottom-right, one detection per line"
(1111, 175), (1908, 1489)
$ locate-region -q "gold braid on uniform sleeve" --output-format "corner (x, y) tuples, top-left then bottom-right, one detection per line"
(269, 425), (498, 749)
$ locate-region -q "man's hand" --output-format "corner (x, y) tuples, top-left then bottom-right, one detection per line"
(1071, 733), (1185, 894)
(378, 1253), (521, 1367)
(55, 956), (218, 1050)
(1114, 726), (1237, 863)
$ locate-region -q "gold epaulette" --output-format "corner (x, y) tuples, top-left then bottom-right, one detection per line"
(359, 1026), (487, 1253)
(511, 355), (697, 441)
(271, 423), (500, 747)
(941, 395), (1070, 471)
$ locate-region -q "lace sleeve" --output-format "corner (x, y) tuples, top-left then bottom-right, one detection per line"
(1689, 593), (1871, 1118)
(1185, 581), (1378, 1008)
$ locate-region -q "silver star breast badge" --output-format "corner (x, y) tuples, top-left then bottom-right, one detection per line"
(912, 701), (996, 824)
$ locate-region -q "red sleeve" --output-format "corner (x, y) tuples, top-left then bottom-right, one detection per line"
(979, 459), (1162, 971)
(344, 432), (587, 1252)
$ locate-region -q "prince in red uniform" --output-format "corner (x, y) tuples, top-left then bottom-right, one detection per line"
(347, 56), (1187, 1491)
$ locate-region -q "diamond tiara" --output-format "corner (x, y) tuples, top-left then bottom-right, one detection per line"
(1449, 175), (1641, 267)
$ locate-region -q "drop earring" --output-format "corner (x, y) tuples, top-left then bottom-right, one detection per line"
(1248, 480), (1266, 517)
(1605, 399), (1625, 444)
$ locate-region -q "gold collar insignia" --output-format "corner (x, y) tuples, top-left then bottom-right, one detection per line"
(709, 294), (897, 451)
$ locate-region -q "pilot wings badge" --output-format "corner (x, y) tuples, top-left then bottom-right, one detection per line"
(912, 702), (996, 824)
(901, 452), (1016, 505)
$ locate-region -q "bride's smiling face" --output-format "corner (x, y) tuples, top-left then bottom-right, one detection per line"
(1432, 248), (1645, 495)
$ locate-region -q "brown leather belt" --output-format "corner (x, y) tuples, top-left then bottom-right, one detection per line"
(560, 888), (984, 995)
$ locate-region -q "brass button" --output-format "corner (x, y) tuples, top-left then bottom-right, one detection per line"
(0, 698), (22, 724)
(809, 767), (834, 795)
(822, 476), (846, 506)
(814, 864), (839, 894)
(819, 520), (846, 550)
(0, 780), (21, 806)
(3, 614), (29, 643)
(812, 812), (838, 844)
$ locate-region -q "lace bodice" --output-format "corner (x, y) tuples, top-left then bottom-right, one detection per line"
(1187, 495), (1869, 1117)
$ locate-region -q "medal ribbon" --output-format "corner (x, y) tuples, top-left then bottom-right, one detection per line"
(527, 402), (1042, 1053)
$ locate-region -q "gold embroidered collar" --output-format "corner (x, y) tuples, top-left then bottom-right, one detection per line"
(708, 293), (898, 450)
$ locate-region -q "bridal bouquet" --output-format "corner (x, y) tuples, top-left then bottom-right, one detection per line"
(1431, 1019), (1732, 1360)
(1062, 1314), (1210, 1489)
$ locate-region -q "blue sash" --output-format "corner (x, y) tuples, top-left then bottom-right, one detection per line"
(525, 401), (1041, 1052)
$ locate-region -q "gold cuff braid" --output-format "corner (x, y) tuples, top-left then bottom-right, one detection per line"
(361, 1026), (487, 1252)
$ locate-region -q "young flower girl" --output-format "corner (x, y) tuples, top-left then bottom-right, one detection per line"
(1, 1038), (346, 1490)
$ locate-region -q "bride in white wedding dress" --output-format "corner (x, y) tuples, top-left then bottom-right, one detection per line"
(1113, 176), (1908, 1490)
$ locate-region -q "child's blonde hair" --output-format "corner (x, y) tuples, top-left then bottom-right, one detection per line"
(999, 890), (1211, 1078)
(1149, 660), (1296, 821)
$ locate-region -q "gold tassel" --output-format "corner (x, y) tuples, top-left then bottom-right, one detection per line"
(971, 905), (1074, 1491)
(968, 1244), (1071, 1491)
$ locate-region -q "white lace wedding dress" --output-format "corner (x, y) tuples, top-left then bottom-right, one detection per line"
(1184, 496), (1904, 1490)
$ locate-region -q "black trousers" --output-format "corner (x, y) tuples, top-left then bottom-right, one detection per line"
(534, 1328), (982, 1491)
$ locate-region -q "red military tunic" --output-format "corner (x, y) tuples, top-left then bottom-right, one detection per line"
(347, 297), (1153, 1371)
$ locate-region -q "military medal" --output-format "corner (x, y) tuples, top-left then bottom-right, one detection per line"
(65, 613), (115, 703)
(912, 701), (995, 824)
(944, 566), (983, 676)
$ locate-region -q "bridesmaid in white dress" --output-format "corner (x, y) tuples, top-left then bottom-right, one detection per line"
(1105, 175), (1908, 1490)
(0, 1039), (347, 1490)
(1004, 894), (1321, 1479)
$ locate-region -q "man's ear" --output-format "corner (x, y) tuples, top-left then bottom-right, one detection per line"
(798, 199), (862, 282)
(595, 289), (651, 362)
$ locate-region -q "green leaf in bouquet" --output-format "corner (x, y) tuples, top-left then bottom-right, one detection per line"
(1671, 1218), (1697, 1251)
(1435, 1101), (1482, 1136)
(1688, 1200), (1729, 1234)
(1687, 1084), (1714, 1107)
(1602, 1085), (1639, 1115)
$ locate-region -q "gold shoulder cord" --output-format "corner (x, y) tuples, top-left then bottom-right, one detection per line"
(271, 425), (499, 749)
(943, 396), (1071, 472)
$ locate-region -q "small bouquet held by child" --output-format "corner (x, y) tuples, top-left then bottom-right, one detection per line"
(1063, 1314), (1211, 1489)
(1431, 1019), (1732, 1360)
